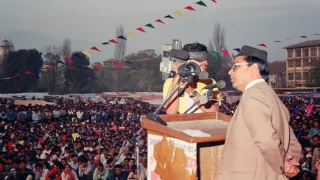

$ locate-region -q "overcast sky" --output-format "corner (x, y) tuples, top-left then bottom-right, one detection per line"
(0, 0), (319, 63)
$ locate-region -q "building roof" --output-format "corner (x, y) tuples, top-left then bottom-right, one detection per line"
(283, 39), (320, 49)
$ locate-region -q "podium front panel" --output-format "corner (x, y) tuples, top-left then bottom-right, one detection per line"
(147, 132), (197, 180)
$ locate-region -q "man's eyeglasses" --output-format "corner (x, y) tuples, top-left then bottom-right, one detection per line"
(231, 62), (249, 70)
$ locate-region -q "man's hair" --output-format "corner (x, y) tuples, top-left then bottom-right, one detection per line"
(245, 56), (269, 82)
(183, 42), (207, 53)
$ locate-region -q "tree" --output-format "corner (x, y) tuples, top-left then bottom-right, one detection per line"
(62, 38), (72, 57)
(306, 62), (320, 87)
(64, 51), (96, 93)
(268, 60), (286, 88)
(0, 49), (43, 93)
(41, 45), (63, 94)
(207, 22), (232, 89)
(114, 25), (126, 61)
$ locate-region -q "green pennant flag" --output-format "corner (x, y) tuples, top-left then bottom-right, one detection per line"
(209, 51), (218, 59)
(57, 60), (65, 65)
(196, 1), (207, 7)
(145, 23), (155, 29)
(102, 42), (110, 45)
(105, 63), (112, 68)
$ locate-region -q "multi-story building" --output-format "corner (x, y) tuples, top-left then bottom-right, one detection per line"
(284, 39), (320, 87)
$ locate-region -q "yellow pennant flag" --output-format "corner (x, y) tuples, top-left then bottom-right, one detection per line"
(81, 50), (91, 58)
(127, 32), (136, 37)
(174, 10), (184, 16)
(40, 68), (47, 72)
(72, 133), (78, 141)
(18, 140), (24, 146)
(87, 65), (94, 69)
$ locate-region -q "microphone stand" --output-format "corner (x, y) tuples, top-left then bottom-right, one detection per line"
(182, 87), (214, 114)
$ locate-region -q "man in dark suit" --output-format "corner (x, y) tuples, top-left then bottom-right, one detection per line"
(217, 45), (302, 180)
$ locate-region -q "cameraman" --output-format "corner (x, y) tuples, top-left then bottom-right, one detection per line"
(163, 42), (220, 114)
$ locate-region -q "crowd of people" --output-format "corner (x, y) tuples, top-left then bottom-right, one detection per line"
(0, 93), (319, 179)
(0, 96), (153, 180)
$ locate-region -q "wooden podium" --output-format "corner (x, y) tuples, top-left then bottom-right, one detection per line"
(141, 112), (231, 180)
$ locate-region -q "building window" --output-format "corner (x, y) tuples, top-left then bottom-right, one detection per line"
(303, 49), (309, 57)
(288, 73), (294, 80)
(288, 49), (293, 58)
(288, 60), (294, 67)
(311, 48), (317, 56)
(303, 59), (309, 67)
(295, 49), (301, 57)
(295, 72), (301, 80)
(295, 59), (301, 67)
(311, 58), (318, 66)
(303, 72), (309, 79)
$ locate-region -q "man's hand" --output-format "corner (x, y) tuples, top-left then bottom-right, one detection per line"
(284, 154), (300, 178)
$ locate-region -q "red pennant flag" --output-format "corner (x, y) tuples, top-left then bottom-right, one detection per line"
(185, 5), (196, 11)
(90, 46), (100, 52)
(24, 71), (34, 75)
(221, 49), (230, 57)
(136, 27), (146, 33)
(64, 57), (73, 63)
(257, 43), (267, 48)
(109, 39), (118, 44)
(61, 135), (67, 140)
(155, 19), (165, 24)
(114, 62), (123, 68)
(212, 0), (217, 3)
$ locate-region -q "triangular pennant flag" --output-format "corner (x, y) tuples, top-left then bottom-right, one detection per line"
(221, 49), (230, 57)
(114, 62), (123, 68)
(274, 40), (281, 43)
(127, 32), (136, 37)
(155, 19), (165, 24)
(101, 42), (110, 45)
(233, 48), (240, 52)
(117, 35), (127, 40)
(90, 46), (100, 52)
(61, 134), (67, 140)
(94, 64), (104, 69)
(300, 36), (308, 38)
(57, 60), (65, 65)
(209, 51), (218, 59)
(196, 1), (207, 7)
(164, 15), (174, 19)
(71, 133), (78, 141)
(185, 6), (196, 11)
(145, 23), (155, 29)
(124, 61), (132, 64)
(136, 27), (146, 33)
(257, 43), (267, 48)
(212, 0), (217, 3)
(104, 63), (113, 68)
(24, 71), (34, 75)
(81, 50), (91, 57)
(109, 39), (118, 44)
(87, 65), (94, 69)
(285, 37), (292, 40)
(174, 10), (184, 16)
(64, 57), (73, 63)
(311, 33), (320, 36)
(18, 140), (24, 146)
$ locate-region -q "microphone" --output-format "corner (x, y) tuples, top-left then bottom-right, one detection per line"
(199, 71), (209, 79)
(170, 49), (189, 60)
(203, 80), (226, 90)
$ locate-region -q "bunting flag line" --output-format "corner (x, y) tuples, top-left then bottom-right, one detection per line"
(81, 50), (91, 57)
(233, 48), (240, 52)
(300, 36), (308, 38)
(221, 49), (230, 57)
(209, 51), (218, 59)
(212, 0), (217, 3)
(101, 42), (110, 45)
(64, 57), (73, 63)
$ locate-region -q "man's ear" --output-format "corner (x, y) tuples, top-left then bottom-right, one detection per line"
(250, 63), (259, 75)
